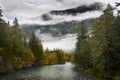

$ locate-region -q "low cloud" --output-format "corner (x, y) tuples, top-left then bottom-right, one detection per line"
(20, 11), (102, 25)
(0, 0), (120, 21)
(35, 30), (77, 52)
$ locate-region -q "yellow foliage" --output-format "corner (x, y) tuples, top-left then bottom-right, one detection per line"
(113, 75), (120, 80)
(11, 56), (22, 69)
(24, 49), (35, 63)
(48, 52), (58, 64)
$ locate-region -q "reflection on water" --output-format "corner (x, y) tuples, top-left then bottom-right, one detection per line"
(0, 62), (102, 80)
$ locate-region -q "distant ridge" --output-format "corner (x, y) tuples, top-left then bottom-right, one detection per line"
(39, 2), (103, 21)
(50, 2), (103, 15)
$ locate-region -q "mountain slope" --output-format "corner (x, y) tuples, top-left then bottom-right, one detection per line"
(30, 2), (103, 21)
(50, 2), (103, 15)
(20, 18), (95, 37)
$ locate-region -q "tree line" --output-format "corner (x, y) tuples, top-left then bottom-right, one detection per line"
(0, 8), (66, 74)
(73, 4), (120, 80)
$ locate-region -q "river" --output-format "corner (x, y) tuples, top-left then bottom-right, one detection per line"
(0, 62), (102, 80)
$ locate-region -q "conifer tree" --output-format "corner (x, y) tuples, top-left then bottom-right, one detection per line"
(10, 18), (21, 56)
(114, 12), (120, 76)
(75, 20), (91, 69)
(29, 31), (44, 65)
(0, 7), (2, 17)
(90, 4), (118, 78)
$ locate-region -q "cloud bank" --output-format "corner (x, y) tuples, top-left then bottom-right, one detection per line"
(0, 0), (120, 21)
(35, 30), (77, 52)
(20, 11), (102, 25)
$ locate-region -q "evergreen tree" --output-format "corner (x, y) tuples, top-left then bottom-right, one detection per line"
(75, 20), (91, 69)
(90, 4), (118, 78)
(0, 7), (2, 17)
(114, 12), (120, 77)
(10, 18), (22, 56)
(0, 16), (11, 59)
(29, 31), (44, 65)
(0, 20), (10, 48)
(54, 49), (66, 64)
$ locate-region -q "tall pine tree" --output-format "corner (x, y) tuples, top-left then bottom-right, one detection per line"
(90, 4), (119, 78)
(29, 31), (44, 65)
(75, 20), (91, 69)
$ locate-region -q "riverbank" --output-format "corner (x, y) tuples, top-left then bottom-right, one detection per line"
(74, 65), (107, 80)
(0, 62), (73, 80)
(76, 65), (119, 80)
(0, 62), (103, 80)
(0, 62), (66, 75)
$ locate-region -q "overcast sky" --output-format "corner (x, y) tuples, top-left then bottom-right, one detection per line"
(0, 0), (120, 52)
(0, 0), (120, 21)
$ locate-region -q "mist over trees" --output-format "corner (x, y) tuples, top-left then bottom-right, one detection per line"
(73, 4), (120, 80)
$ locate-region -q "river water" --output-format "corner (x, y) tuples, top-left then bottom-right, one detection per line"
(0, 62), (102, 80)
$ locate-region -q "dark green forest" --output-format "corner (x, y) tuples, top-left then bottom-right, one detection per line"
(73, 4), (120, 80)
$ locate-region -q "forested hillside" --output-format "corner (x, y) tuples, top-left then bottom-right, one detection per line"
(73, 4), (120, 80)
(20, 18), (94, 37)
